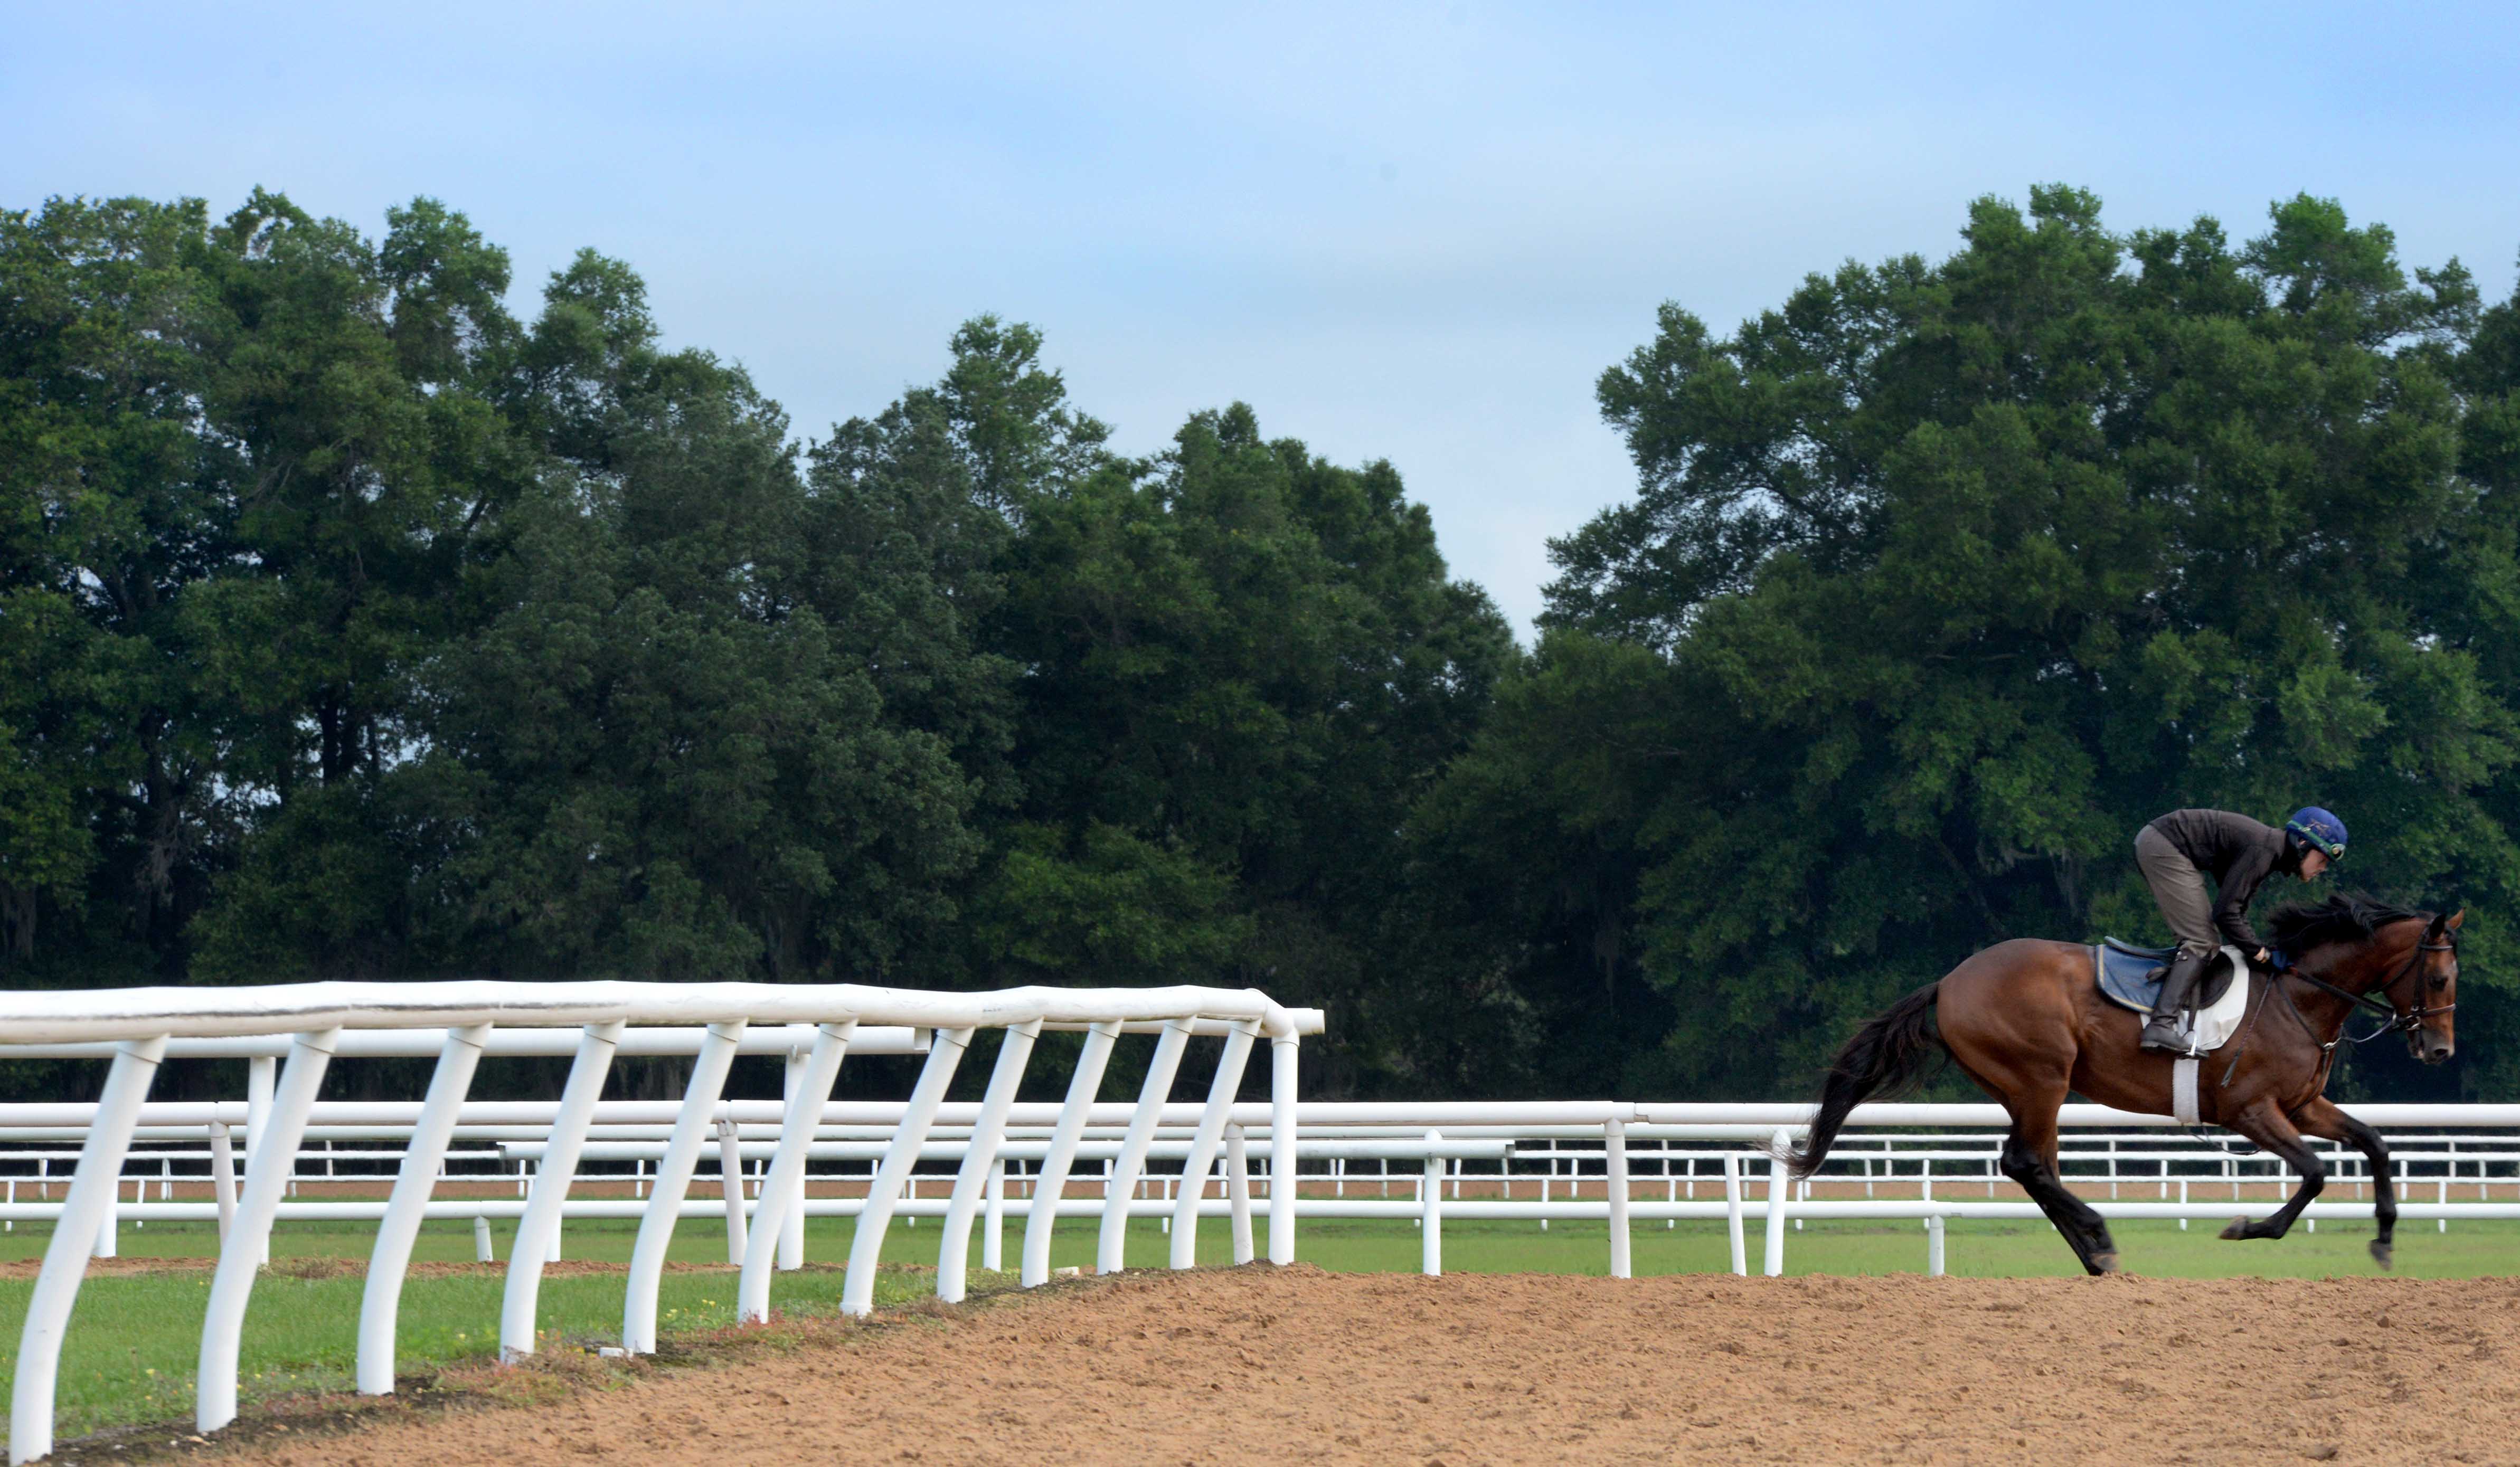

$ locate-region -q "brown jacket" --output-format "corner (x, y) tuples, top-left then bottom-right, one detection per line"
(2145, 809), (2298, 950)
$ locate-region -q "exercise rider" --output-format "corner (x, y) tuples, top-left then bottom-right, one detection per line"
(2131, 806), (2346, 1053)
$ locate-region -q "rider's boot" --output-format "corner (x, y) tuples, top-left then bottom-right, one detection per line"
(2139, 951), (2211, 1053)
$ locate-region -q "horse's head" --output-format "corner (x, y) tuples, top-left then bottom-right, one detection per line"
(2271, 895), (2465, 1061)
(2404, 910), (2462, 1064)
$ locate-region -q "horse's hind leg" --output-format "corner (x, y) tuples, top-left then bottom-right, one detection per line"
(2219, 1103), (2326, 1243)
(1999, 1089), (2119, 1275)
(2295, 1097), (2395, 1269)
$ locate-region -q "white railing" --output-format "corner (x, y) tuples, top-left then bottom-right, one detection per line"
(0, 982), (1315, 1465)
(21, 1122), (2519, 1233)
(14, 1076), (2519, 1460)
(20, 1100), (2520, 1283)
(1312, 1103), (2520, 1279)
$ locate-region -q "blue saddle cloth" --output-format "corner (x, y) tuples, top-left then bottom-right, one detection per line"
(2094, 938), (2236, 1014)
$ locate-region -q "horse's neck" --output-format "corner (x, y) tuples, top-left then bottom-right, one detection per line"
(2281, 970), (2355, 1041)
(2295, 931), (2415, 1026)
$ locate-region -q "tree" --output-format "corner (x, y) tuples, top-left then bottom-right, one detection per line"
(185, 193), (531, 978)
(1467, 186), (2520, 1099)
(380, 270), (988, 982)
(982, 397), (1514, 1087)
(0, 196), (238, 979)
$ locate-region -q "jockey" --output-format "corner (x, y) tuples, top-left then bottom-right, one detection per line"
(2132, 806), (2346, 1052)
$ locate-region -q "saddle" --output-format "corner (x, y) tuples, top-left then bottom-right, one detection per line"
(2092, 938), (2253, 1053)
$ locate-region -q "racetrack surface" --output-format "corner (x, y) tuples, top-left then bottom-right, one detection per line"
(220, 1265), (2520, 1465)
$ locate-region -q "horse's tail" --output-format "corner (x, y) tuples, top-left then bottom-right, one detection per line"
(1786, 982), (1945, 1181)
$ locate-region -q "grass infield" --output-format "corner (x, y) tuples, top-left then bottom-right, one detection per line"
(0, 1214), (2512, 1444)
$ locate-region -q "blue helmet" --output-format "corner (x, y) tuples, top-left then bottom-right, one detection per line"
(2285, 806), (2347, 862)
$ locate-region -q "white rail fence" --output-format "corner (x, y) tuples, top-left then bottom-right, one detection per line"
(0, 982), (1315, 1465)
(11, 1012), (2519, 1466)
(26, 1118), (2520, 1267)
(16, 1098), (2520, 1285)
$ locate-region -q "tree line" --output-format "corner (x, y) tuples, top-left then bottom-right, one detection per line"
(5, 186), (2518, 1102)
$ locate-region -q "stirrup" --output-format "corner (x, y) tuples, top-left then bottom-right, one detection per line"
(2138, 1015), (2190, 1053)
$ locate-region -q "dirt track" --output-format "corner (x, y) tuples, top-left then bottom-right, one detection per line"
(223, 1266), (2520, 1465)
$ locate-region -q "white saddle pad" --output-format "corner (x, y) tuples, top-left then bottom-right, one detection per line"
(2170, 945), (2254, 1125)
(2185, 944), (2253, 1054)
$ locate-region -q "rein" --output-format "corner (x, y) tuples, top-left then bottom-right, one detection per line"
(2277, 931), (2457, 1050)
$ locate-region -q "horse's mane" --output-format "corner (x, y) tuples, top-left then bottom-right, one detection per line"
(2265, 892), (2428, 952)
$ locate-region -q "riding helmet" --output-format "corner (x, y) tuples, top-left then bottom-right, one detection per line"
(2285, 806), (2347, 862)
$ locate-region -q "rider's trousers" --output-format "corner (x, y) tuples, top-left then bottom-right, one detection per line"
(2133, 825), (2219, 959)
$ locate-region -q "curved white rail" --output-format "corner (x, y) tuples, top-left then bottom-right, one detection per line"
(498, 1021), (622, 1359)
(0, 981), (1308, 1044)
(2, 982), (1306, 1464)
(355, 1025), (488, 1393)
(1021, 1020), (1118, 1286)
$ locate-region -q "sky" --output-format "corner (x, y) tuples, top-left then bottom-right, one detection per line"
(7, 3), (2518, 633)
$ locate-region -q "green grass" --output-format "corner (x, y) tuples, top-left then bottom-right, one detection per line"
(0, 1216), (1035, 1443)
(4, 1211), (2515, 1445)
(1334, 1214), (2520, 1279)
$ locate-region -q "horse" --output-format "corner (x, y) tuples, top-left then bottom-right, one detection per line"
(1787, 894), (2461, 1274)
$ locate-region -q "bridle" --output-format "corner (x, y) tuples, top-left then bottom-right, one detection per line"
(2280, 923), (2458, 1049)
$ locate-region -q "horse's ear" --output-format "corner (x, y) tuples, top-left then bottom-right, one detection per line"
(2447, 908), (2467, 934)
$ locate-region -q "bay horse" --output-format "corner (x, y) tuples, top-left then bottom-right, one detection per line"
(1788, 894), (2461, 1273)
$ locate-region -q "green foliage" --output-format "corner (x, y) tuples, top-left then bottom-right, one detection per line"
(1448, 186), (2520, 1099)
(0, 194), (1505, 1096)
(979, 398), (1513, 1075)
(7, 182), (2519, 1105)
(1, 195), (239, 979)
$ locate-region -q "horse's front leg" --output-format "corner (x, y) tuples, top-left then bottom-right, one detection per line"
(2218, 1104), (2325, 1242)
(2297, 1096), (2395, 1269)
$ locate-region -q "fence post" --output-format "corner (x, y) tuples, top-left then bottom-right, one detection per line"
(779, 1047), (808, 1272)
(1723, 1152), (1746, 1276)
(937, 1019), (1037, 1304)
(716, 1116), (749, 1264)
(1268, 1028), (1300, 1265)
(200, 1028), (340, 1434)
(502, 1020), (624, 1358)
(624, 1020), (748, 1355)
(1021, 1020), (1121, 1288)
(1421, 1130), (1443, 1276)
(92, 1173), (116, 1260)
(244, 1055), (275, 1266)
(1927, 1214), (1946, 1276)
(1170, 1019), (1259, 1269)
(1224, 1124), (1254, 1264)
(208, 1122), (238, 1243)
(1763, 1128), (1791, 1277)
(1606, 1116), (1631, 1280)
(740, 1020), (856, 1323)
(11, 1035), (165, 1467)
(843, 1028), (974, 1316)
(1098, 1021), (1192, 1275)
(359, 1023), (491, 1393)
(474, 1215), (494, 1262)
(983, 1158), (1006, 1273)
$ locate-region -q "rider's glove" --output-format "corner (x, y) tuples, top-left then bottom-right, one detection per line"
(2267, 947), (2293, 972)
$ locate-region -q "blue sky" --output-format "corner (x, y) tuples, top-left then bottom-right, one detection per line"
(8, 3), (2517, 632)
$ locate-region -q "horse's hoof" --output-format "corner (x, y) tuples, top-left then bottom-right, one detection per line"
(2219, 1218), (2252, 1241)
(2089, 1251), (2119, 1275)
(2370, 1239), (2394, 1271)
